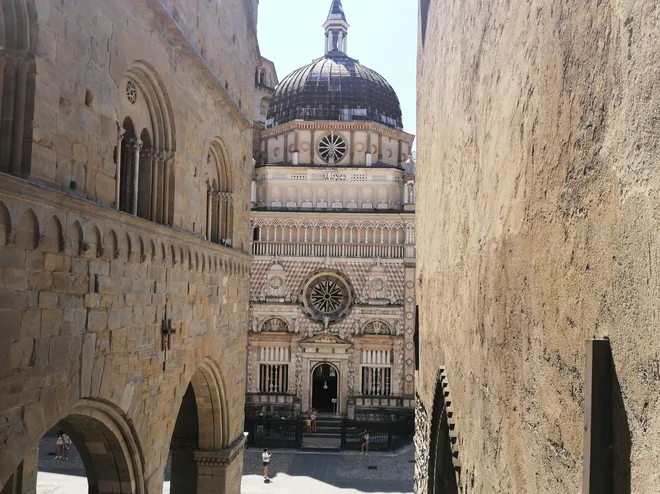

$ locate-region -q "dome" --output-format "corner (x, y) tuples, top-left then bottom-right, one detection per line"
(266, 51), (404, 131)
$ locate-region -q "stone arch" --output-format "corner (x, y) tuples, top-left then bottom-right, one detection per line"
(206, 138), (234, 244)
(88, 226), (102, 258)
(103, 229), (118, 260)
(66, 220), (84, 256)
(43, 215), (63, 253)
(169, 359), (232, 494)
(15, 208), (38, 249)
(260, 317), (289, 333)
(170, 245), (176, 266)
(138, 236), (146, 263)
(119, 61), (176, 224)
(0, 200), (11, 245)
(362, 320), (392, 335)
(427, 371), (460, 494)
(0, 398), (145, 494)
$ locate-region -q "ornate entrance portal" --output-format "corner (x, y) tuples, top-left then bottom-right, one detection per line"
(312, 364), (339, 413)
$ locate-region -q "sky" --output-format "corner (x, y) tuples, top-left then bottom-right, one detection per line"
(256, 0), (418, 139)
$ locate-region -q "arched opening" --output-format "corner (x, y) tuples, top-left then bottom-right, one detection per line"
(2, 400), (145, 494)
(427, 381), (459, 494)
(118, 62), (176, 225)
(168, 361), (233, 494)
(206, 140), (234, 246)
(311, 363), (339, 414)
(119, 117), (137, 214)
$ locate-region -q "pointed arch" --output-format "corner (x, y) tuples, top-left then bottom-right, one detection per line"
(206, 138), (234, 245)
(118, 60), (177, 224)
(43, 215), (63, 253)
(15, 208), (38, 249)
(0, 201), (11, 245)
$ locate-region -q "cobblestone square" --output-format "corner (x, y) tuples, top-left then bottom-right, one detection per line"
(36, 432), (413, 494)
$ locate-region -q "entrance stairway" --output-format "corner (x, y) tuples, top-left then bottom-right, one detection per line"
(301, 414), (342, 451)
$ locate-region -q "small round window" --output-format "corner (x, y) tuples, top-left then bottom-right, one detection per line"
(318, 133), (347, 164)
(126, 80), (138, 105)
(301, 271), (354, 324)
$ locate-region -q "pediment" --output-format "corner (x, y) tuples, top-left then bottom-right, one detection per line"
(300, 333), (351, 346)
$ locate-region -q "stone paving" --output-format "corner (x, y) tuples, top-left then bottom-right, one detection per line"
(36, 430), (413, 494)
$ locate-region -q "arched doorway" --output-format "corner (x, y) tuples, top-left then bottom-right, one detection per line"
(311, 363), (339, 414)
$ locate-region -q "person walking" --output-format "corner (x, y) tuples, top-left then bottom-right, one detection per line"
(55, 431), (65, 459)
(360, 430), (369, 455)
(61, 432), (71, 460)
(310, 409), (317, 433)
(262, 448), (272, 482)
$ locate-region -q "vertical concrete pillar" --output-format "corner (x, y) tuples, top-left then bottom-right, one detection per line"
(194, 436), (246, 494)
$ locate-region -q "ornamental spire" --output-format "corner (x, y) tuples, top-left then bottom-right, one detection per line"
(324, 0), (349, 55)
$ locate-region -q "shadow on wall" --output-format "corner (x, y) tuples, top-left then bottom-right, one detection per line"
(611, 352), (631, 494)
(584, 338), (631, 494)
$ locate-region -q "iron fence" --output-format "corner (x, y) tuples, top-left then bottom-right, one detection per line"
(245, 416), (303, 449)
(341, 416), (414, 452)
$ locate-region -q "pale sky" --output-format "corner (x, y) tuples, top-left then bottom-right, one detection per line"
(256, 0), (418, 139)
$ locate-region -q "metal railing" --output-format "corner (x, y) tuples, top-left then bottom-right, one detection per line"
(251, 241), (413, 259)
(341, 416), (414, 452)
(245, 417), (303, 449)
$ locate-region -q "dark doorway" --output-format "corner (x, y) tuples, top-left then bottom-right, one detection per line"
(312, 364), (338, 413)
(169, 384), (199, 494)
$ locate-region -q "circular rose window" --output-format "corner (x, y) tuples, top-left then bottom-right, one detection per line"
(318, 133), (347, 164)
(301, 271), (353, 324)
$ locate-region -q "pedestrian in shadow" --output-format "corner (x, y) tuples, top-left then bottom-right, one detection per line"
(61, 432), (71, 460)
(55, 431), (64, 459)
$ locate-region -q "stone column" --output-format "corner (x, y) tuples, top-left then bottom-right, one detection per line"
(397, 140), (403, 165)
(349, 130), (355, 163)
(10, 57), (28, 174)
(1, 448), (38, 494)
(0, 57), (17, 168)
(163, 153), (175, 225)
(206, 187), (213, 240)
(115, 125), (126, 210)
(194, 436), (246, 494)
(131, 138), (143, 216)
(378, 133), (383, 161)
(150, 151), (160, 221)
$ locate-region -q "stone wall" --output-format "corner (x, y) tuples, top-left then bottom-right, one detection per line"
(0, 0), (258, 492)
(417, 0), (660, 492)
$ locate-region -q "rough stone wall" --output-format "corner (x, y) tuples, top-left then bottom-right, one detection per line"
(0, 0), (257, 492)
(28, 0), (255, 249)
(417, 0), (660, 492)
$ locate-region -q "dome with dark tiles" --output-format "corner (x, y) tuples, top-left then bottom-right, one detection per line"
(265, 0), (403, 131)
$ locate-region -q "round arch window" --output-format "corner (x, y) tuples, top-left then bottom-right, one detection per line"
(301, 271), (354, 324)
(318, 132), (347, 164)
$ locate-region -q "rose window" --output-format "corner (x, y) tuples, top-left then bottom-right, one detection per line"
(318, 133), (347, 164)
(301, 272), (353, 324)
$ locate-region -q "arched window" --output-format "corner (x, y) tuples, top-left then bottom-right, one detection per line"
(206, 140), (234, 246)
(117, 63), (176, 225)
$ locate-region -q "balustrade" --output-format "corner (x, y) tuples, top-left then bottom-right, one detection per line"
(251, 241), (410, 259)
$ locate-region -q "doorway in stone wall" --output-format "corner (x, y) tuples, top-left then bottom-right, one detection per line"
(311, 363), (339, 414)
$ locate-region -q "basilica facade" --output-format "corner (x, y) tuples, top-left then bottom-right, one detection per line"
(246, 0), (416, 420)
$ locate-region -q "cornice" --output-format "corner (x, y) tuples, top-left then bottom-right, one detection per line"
(194, 435), (246, 467)
(262, 120), (415, 143)
(0, 174), (251, 266)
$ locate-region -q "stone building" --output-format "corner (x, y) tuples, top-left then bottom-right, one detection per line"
(0, 1), (260, 493)
(415, 1), (660, 493)
(246, 0), (417, 420)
